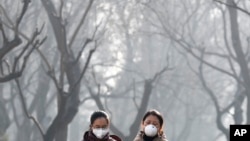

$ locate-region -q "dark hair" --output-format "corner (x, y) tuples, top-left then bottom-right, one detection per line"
(142, 109), (164, 134)
(90, 110), (110, 125)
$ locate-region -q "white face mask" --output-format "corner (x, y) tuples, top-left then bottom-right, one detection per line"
(92, 128), (109, 139)
(144, 124), (158, 137)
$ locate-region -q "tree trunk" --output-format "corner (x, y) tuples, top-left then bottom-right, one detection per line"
(126, 80), (153, 141)
(40, 0), (93, 140)
(227, 0), (250, 124)
(234, 86), (245, 124)
(0, 85), (10, 138)
(55, 125), (68, 141)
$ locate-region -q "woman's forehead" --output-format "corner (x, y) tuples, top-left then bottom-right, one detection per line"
(92, 117), (108, 125)
(144, 115), (160, 123)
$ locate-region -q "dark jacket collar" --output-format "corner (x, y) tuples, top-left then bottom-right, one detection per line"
(83, 131), (122, 141)
(83, 131), (110, 141)
(143, 134), (158, 141)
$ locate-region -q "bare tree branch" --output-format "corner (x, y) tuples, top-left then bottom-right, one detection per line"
(0, 4), (14, 26)
(15, 79), (45, 138)
(16, 0), (31, 27)
(68, 0), (94, 48)
(0, 0), (44, 83)
(75, 19), (103, 63)
(214, 0), (250, 16)
(71, 42), (98, 91)
(59, 0), (64, 19)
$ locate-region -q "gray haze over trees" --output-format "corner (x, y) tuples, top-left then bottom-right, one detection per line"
(0, 0), (249, 141)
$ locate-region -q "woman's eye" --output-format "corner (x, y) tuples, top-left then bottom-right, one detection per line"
(154, 124), (158, 127)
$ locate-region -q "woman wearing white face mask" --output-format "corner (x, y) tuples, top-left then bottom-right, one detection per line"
(82, 110), (122, 141)
(133, 109), (168, 141)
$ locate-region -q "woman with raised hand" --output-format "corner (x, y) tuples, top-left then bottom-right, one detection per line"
(133, 109), (168, 141)
(82, 110), (122, 141)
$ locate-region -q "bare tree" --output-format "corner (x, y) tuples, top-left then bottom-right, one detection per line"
(1, 0), (100, 141)
(138, 0), (250, 140)
(0, 0), (44, 82)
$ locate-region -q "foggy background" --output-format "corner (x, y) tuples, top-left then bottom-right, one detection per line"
(0, 0), (249, 141)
